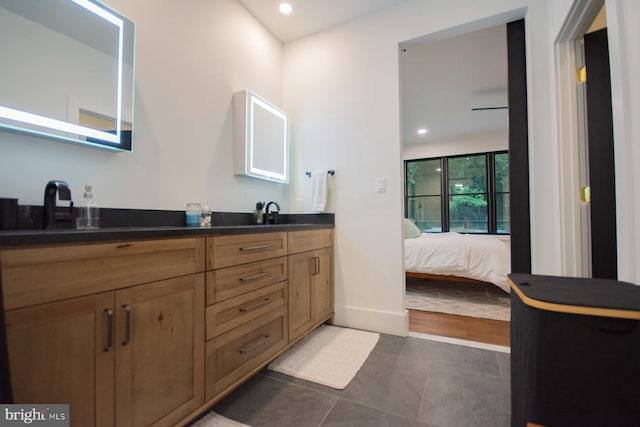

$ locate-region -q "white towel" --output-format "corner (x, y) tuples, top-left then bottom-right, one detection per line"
(310, 171), (328, 212)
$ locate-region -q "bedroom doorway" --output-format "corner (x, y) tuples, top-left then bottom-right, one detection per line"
(400, 17), (528, 347)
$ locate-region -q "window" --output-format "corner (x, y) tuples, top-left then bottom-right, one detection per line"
(405, 151), (509, 234)
(494, 152), (510, 233)
(406, 158), (442, 232)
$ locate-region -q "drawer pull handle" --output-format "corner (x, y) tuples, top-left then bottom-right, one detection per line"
(116, 243), (132, 249)
(239, 298), (271, 313)
(310, 257), (320, 275)
(239, 244), (270, 251)
(104, 308), (114, 352)
(239, 272), (270, 282)
(238, 335), (270, 354)
(122, 304), (132, 346)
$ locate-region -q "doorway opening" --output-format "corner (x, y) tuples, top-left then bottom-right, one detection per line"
(400, 16), (528, 347)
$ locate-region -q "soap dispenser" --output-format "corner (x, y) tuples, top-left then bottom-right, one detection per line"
(253, 201), (265, 224)
(76, 185), (100, 229)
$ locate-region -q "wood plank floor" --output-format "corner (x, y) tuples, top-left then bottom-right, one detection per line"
(408, 309), (510, 347)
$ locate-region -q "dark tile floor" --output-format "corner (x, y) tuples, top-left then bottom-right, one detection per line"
(210, 334), (511, 427)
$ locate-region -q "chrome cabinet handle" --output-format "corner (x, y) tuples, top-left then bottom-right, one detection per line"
(238, 335), (270, 354)
(239, 298), (270, 313)
(315, 257), (320, 275)
(104, 308), (114, 352)
(239, 244), (270, 251)
(239, 272), (270, 282)
(122, 304), (131, 346)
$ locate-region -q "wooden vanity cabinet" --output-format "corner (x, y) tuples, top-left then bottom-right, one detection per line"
(288, 229), (334, 342)
(5, 292), (115, 427)
(2, 238), (205, 427)
(114, 274), (204, 427)
(1, 228), (334, 426)
(204, 233), (289, 402)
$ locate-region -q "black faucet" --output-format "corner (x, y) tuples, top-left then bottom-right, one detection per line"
(265, 201), (280, 225)
(43, 180), (73, 230)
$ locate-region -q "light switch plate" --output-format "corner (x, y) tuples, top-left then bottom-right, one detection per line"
(376, 177), (387, 193)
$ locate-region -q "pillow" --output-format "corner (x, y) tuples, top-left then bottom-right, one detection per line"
(403, 218), (421, 239)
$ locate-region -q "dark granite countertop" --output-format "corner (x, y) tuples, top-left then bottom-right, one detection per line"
(0, 223), (334, 247)
(0, 208), (334, 247)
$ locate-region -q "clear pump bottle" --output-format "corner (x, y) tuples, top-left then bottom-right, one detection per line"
(76, 185), (100, 229)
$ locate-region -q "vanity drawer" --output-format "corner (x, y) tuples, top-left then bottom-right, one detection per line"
(1, 237), (205, 310)
(206, 281), (286, 339)
(288, 229), (333, 254)
(206, 232), (287, 269)
(205, 306), (287, 400)
(205, 256), (287, 304)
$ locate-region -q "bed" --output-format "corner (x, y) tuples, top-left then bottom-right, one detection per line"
(404, 232), (511, 293)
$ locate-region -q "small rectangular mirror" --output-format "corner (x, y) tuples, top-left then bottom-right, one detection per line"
(234, 90), (288, 183)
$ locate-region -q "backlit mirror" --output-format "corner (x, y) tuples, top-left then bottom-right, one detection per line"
(234, 90), (289, 183)
(0, 0), (135, 151)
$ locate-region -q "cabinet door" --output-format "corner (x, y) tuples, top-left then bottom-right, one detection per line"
(5, 292), (115, 427)
(313, 247), (333, 323)
(114, 274), (204, 427)
(288, 251), (314, 342)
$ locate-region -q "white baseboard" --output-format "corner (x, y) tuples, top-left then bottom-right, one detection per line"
(408, 331), (511, 353)
(332, 304), (408, 336)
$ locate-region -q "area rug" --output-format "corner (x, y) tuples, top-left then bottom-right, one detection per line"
(406, 278), (510, 321)
(190, 412), (250, 427)
(267, 325), (380, 389)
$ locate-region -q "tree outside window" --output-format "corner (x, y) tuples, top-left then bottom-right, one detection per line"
(405, 151), (509, 234)
(448, 155), (488, 233)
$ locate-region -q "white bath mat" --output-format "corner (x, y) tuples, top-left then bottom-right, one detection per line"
(191, 412), (250, 427)
(267, 325), (380, 389)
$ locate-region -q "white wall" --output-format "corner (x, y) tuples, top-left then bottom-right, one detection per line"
(403, 130), (509, 160)
(284, 0), (561, 335)
(0, 0), (288, 213)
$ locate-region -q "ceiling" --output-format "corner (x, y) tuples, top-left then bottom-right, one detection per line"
(238, 0), (407, 43)
(239, 0), (508, 146)
(400, 24), (508, 145)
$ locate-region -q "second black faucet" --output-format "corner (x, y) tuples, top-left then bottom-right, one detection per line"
(265, 201), (280, 224)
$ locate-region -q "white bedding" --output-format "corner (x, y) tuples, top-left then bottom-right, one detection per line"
(404, 232), (511, 293)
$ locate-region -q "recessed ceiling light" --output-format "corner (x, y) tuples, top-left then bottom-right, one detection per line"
(417, 128), (428, 135)
(279, 3), (292, 14)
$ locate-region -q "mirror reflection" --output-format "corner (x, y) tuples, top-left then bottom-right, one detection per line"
(234, 90), (289, 183)
(0, 0), (134, 150)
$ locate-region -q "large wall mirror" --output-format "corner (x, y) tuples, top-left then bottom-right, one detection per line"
(0, 0), (135, 151)
(234, 90), (289, 183)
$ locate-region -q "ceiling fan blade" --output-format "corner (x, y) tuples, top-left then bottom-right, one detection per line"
(471, 106), (509, 111)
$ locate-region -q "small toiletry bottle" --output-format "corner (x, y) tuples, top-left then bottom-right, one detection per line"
(186, 203), (202, 226)
(76, 185), (100, 229)
(253, 202), (264, 224)
(201, 204), (211, 227)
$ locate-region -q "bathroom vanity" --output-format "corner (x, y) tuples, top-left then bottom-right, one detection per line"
(0, 221), (333, 427)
